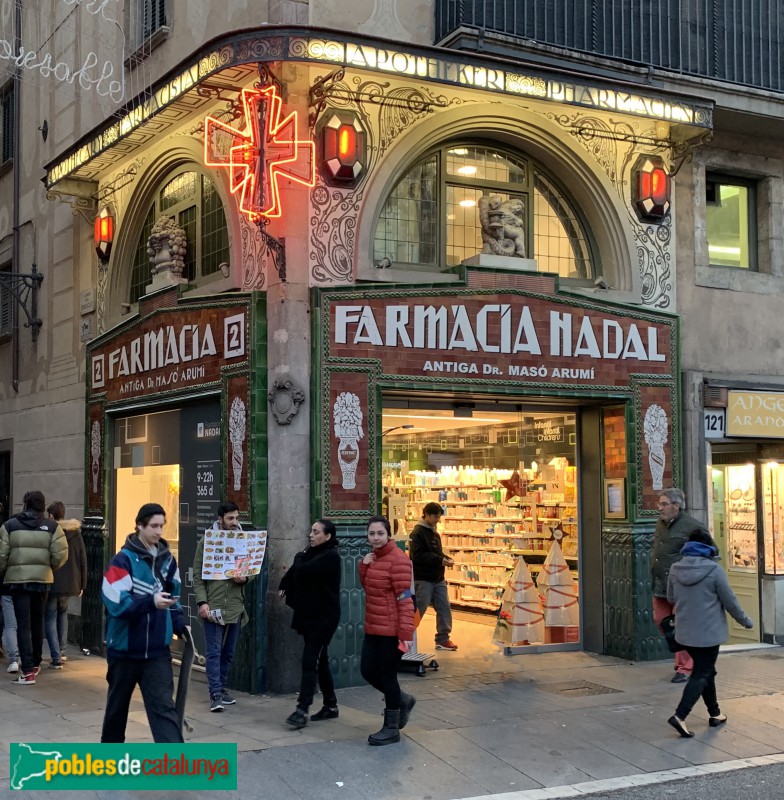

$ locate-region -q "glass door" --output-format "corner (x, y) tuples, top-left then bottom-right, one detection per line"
(762, 462), (784, 576)
(711, 464), (759, 643)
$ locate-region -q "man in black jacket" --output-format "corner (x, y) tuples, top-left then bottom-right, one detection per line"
(409, 502), (457, 651)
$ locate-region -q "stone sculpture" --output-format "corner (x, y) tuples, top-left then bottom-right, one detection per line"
(478, 194), (527, 257)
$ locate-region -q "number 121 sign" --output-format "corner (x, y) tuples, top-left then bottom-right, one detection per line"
(704, 409), (726, 440)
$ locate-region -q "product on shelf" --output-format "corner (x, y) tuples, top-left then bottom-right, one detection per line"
(493, 556), (545, 646)
(385, 464), (580, 616)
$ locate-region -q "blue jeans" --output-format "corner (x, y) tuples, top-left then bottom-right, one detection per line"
(415, 580), (453, 645)
(203, 620), (241, 697)
(45, 595), (70, 662)
(1, 595), (19, 661)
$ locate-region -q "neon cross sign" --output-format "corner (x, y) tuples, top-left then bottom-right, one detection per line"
(203, 86), (315, 220)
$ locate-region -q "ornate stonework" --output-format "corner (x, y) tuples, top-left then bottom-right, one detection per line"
(309, 76), (458, 284)
(547, 111), (674, 309)
(239, 214), (267, 291)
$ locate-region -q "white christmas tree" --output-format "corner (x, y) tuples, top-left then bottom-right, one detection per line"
(494, 556), (545, 646)
(538, 537), (579, 628)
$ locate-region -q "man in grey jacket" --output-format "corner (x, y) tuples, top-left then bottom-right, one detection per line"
(651, 488), (709, 683)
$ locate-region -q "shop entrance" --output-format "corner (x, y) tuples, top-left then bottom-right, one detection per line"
(382, 400), (584, 654)
(710, 462), (760, 643)
(111, 398), (222, 653)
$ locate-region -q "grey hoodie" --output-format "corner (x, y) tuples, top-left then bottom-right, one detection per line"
(667, 556), (752, 647)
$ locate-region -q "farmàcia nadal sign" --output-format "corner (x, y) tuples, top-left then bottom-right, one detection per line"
(327, 292), (674, 387)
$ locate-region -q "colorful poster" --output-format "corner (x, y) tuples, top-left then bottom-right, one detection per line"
(200, 528), (267, 580)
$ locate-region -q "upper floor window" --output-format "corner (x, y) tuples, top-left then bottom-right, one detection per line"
(706, 174), (757, 270)
(142, 0), (167, 41)
(0, 263), (11, 339)
(1, 83), (14, 166)
(373, 143), (594, 280)
(129, 169), (229, 304)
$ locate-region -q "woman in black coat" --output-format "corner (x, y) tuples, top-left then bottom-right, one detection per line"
(279, 519), (341, 728)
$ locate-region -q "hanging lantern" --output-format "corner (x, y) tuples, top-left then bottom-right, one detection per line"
(94, 207), (114, 261)
(632, 156), (671, 222)
(319, 111), (367, 186)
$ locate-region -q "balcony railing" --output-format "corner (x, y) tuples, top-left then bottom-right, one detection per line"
(435, 0), (784, 92)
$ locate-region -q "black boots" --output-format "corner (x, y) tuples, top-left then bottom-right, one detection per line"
(399, 692), (416, 730)
(311, 705), (339, 721)
(285, 709), (308, 729)
(368, 708), (400, 746)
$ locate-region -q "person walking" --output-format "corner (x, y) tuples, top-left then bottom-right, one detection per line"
(409, 501), (458, 651)
(0, 491), (68, 685)
(651, 488), (709, 683)
(44, 502), (86, 669)
(279, 518), (341, 729)
(666, 530), (753, 737)
(1, 592), (19, 674)
(192, 501), (253, 712)
(100, 503), (185, 743)
(359, 515), (416, 746)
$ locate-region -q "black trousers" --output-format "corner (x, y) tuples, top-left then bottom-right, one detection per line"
(101, 655), (184, 743)
(675, 644), (721, 720)
(11, 589), (47, 673)
(360, 634), (403, 710)
(297, 636), (337, 712)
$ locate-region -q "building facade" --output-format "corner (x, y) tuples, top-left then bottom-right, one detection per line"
(1, 1), (782, 693)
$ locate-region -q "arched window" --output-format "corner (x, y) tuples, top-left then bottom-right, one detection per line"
(129, 168), (229, 303)
(373, 144), (594, 280)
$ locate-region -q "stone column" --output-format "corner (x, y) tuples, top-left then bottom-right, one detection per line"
(682, 369), (708, 524)
(264, 66), (312, 693)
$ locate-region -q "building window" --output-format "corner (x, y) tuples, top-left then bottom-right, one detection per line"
(0, 263), (12, 339)
(373, 143), (594, 280)
(1, 83), (13, 165)
(142, 0), (167, 41)
(129, 169), (229, 304)
(706, 175), (757, 270)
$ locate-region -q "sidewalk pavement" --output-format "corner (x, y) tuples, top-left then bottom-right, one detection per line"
(1, 644), (783, 799)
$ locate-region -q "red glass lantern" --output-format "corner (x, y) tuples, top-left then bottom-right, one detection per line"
(319, 111), (367, 186)
(633, 156), (671, 221)
(94, 207), (114, 261)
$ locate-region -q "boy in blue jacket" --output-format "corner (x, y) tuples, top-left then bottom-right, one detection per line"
(100, 503), (186, 743)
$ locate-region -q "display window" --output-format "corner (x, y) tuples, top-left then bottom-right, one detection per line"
(382, 404), (579, 649)
(762, 462), (784, 575)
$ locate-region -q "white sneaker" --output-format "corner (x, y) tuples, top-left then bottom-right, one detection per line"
(6, 661), (18, 674)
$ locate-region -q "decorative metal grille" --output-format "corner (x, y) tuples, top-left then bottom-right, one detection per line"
(436, 0), (784, 92)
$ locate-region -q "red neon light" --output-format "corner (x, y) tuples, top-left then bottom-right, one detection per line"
(203, 86), (315, 220)
(650, 167), (668, 205)
(338, 126), (355, 159)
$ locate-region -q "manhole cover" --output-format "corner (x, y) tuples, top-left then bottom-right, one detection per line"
(757, 654), (784, 660)
(538, 681), (622, 697)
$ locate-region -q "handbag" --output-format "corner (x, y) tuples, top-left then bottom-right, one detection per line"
(660, 614), (685, 653)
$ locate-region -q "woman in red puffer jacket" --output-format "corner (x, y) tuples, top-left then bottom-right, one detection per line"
(359, 515), (416, 746)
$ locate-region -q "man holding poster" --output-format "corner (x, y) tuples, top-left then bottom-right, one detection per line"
(192, 502), (255, 713)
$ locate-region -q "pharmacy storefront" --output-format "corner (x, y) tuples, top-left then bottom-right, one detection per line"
(314, 273), (680, 666)
(83, 290), (267, 692)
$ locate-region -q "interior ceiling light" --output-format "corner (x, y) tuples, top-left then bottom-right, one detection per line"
(382, 413), (505, 423)
(457, 165), (477, 176)
(458, 199), (477, 207)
